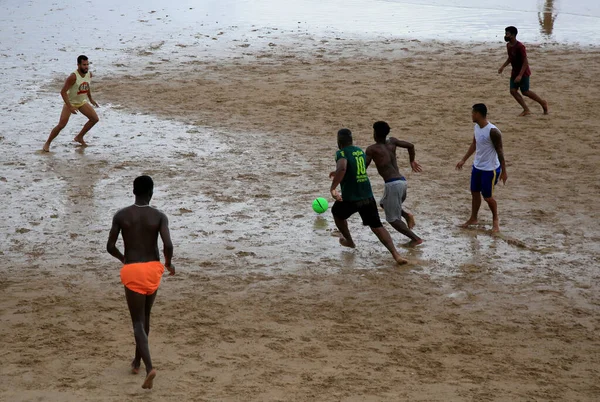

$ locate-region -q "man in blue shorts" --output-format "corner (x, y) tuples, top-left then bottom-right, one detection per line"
(329, 128), (408, 264)
(498, 26), (548, 116)
(456, 104), (507, 233)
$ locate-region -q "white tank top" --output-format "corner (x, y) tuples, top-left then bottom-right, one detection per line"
(473, 122), (500, 171)
(67, 70), (91, 107)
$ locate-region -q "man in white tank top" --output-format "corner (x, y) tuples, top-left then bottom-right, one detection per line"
(43, 55), (100, 152)
(456, 104), (507, 233)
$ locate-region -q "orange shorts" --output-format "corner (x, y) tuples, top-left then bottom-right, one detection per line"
(120, 261), (165, 295)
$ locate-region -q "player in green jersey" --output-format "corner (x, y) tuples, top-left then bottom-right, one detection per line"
(329, 129), (408, 265)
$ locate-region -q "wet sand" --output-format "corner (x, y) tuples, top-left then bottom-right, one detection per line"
(1, 36), (600, 400)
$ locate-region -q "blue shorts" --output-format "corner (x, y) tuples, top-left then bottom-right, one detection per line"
(471, 166), (501, 199)
(510, 76), (530, 92)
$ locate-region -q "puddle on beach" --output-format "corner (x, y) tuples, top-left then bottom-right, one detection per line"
(0, 94), (577, 280)
(1, 0), (598, 280)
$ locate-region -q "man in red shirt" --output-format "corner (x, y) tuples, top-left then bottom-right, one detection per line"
(498, 26), (548, 116)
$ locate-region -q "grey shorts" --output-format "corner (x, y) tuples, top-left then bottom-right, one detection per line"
(380, 179), (407, 223)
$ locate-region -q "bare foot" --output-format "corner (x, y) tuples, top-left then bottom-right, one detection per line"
(518, 110), (532, 117)
(408, 239), (423, 247)
(541, 100), (549, 115)
(394, 254), (409, 265)
(42, 143), (50, 152)
(142, 369), (156, 389)
(131, 359), (140, 375)
(339, 238), (356, 248)
(492, 219), (500, 233)
(460, 218), (478, 228)
(73, 137), (88, 146)
(406, 213), (416, 229)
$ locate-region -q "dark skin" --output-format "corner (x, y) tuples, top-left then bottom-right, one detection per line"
(456, 110), (507, 233)
(365, 135), (423, 244)
(329, 136), (408, 265)
(43, 60), (100, 151)
(106, 192), (174, 384)
(498, 30), (548, 116)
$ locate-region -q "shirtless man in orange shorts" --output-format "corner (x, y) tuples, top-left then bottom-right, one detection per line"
(106, 175), (175, 389)
(43, 55), (99, 152)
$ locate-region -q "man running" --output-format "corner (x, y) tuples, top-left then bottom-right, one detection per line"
(329, 128), (408, 265)
(366, 121), (423, 247)
(106, 176), (175, 389)
(456, 104), (507, 233)
(498, 26), (548, 116)
(43, 55), (99, 151)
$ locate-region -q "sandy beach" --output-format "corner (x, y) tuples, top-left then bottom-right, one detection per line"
(1, 1), (600, 401)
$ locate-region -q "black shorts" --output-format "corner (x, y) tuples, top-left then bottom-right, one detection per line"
(331, 197), (383, 228)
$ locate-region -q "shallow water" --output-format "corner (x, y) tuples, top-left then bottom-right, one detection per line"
(1, 0), (598, 279)
(1, 0), (598, 101)
(192, 0), (600, 44)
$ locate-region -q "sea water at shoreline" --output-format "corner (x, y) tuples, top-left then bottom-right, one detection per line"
(1, 0), (598, 102)
(1, 1), (599, 68)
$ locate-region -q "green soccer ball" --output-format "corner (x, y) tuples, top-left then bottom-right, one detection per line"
(312, 197), (329, 214)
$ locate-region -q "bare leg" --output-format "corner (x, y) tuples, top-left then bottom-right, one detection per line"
(522, 90), (548, 114)
(141, 297), (157, 389)
(371, 226), (408, 265)
(461, 191), (481, 227)
(73, 103), (99, 145)
(510, 88), (531, 116)
(43, 104), (72, 151)
(401, 210), (416, 229)
(389, 219), (422, 246)
(131, 290), (157, 374)
(333, 215), (356, 248)
(484, 196), (500, 233)
(125, 287), (156, 383)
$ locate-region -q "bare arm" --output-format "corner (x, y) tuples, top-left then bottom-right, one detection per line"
(61, 74), (78, 113)
(499, 57), (510, 73)
(390, 138), (422, 172)
(106, 214), (125, 263)
(159, 213), (175, 274)
(365, 147), (373, 168)
(490, 128), (508, 184)
(390, 138), (415, 162)
(330, 158), (347, 201)
(456, 137), (476, 169)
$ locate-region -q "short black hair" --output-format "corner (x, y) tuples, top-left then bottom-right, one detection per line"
(337, 128), (353, 147)
(373, 121), (391, 138)
(472, 103), (488, 117)
(133, 175), (154, 196)
(77, 55), (88, 64)
(505, 26), (518, 36)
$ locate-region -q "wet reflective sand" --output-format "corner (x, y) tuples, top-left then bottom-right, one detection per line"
(1, 1), (600, 400)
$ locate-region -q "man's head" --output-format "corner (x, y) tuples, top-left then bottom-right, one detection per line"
(133, 175), (154, 199)
(504, 26), (518, 42)
(472, 103), (488, 122)
(337, 128), (353, 149)
(77, 55), (89, 74)
(373, 121), (391, 141)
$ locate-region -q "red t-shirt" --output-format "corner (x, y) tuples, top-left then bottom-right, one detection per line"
(507, 41), (531, 79)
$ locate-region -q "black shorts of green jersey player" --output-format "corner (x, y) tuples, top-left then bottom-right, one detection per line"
(329, 128), (408, 265)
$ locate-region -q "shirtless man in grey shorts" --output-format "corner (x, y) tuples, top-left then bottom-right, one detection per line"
(366, 121), (423, 246)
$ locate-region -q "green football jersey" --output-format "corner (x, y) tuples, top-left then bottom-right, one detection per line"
(335, 146), (374, 202)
